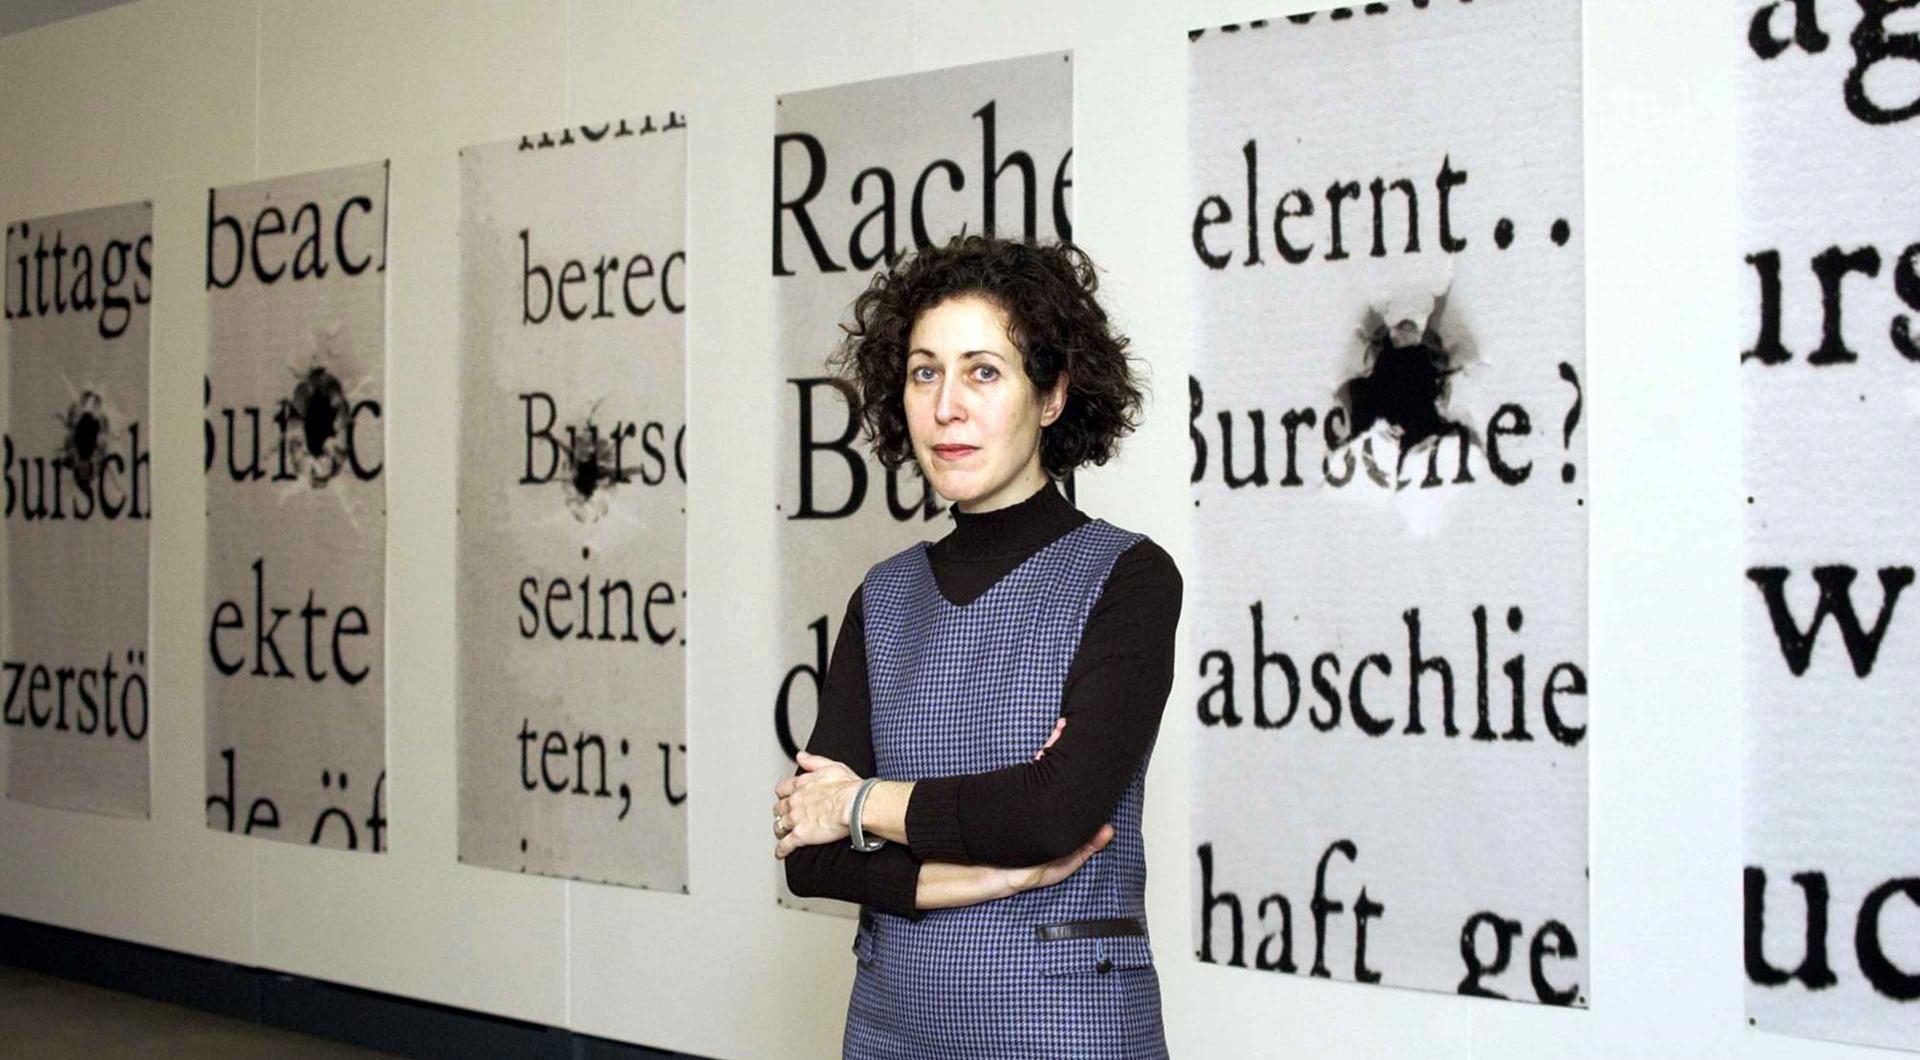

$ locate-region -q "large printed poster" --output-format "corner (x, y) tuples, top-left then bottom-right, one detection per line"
(204, 161), (388, 852)
(3, 202), (153, 817)
(457, 115), (689, 890)
(1187, 0), (1588, 1002)
(1740, 0), (1920, 1049)
(772, 53), (1073, 910)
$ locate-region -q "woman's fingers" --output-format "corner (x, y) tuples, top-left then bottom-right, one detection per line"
(1034, 717), (1067, 760)
(1061, 824), (1114, 871)
(775, 816), (834, 858)
(1020, 822), (1119, 889)
(796, 752), (843, 773)
(1069, 824), (1114, 861)
(770, 758), (862, 857)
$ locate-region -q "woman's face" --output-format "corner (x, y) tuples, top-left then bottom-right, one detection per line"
(903, 294), (1066, 513)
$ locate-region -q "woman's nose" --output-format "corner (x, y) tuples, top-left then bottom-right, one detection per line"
(935, 378), (964, 422)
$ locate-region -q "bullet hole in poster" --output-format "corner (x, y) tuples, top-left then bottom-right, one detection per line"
(1336, 310), (1468, 475)
(563, 412), (626, 522)
(280, 365), (351, 487)
(58, 390), (109, 490)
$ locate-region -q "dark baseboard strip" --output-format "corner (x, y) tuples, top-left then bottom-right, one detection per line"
(0, 914), (704, 1060)
(0, 912), (260, 1020)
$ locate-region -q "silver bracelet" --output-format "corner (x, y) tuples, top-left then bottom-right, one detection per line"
(849, 776), (887, 852)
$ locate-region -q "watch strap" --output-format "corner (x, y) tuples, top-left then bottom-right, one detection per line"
(849, 776), (887, 852)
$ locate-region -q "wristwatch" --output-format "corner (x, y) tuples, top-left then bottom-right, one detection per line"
(849, 776), (887, 852)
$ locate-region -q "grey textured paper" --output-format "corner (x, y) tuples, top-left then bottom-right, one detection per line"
(204, 161), (388, 852)
(1740, 0), (1920, 1049)
(456, 116), (689, 890)
(3, 201), (153, 817)
(771, 52), (1073, 912)
(1187, 0), (1588, 1002)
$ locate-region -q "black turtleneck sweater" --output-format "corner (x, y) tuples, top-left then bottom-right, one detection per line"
(782, 482), (1182, 919)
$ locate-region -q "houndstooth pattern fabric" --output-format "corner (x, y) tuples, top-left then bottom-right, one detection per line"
(844, 519), (1169, 1060)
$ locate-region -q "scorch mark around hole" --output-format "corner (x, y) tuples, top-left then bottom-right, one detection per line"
(58, 390), (111, 490)
(278, 364), (352, 487)
(1337, 316), (1467, 478)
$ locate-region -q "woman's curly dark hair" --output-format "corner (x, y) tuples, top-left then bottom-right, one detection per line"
(826, 235), (1145, 480)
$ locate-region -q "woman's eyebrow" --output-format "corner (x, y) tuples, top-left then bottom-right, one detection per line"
(906, 348), (1005, 361)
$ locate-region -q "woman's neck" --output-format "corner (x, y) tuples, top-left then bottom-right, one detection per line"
(942, 480), (1082, 562)
(954, 460), (1052, 516)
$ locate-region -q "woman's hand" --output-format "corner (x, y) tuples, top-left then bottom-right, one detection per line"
(1007, 823), (1115, 895)
(916, 825), (1115, 909)
(772, 752), (862, 859)
(1036, 716), (1065, 759)
(775, 717), (1068, 861)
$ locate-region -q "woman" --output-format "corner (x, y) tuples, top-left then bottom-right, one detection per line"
(774, 236), (1181, 1059)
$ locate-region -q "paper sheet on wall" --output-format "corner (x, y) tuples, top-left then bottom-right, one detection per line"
(771, 52), (1073, 912)
(204, 161), (388, 852)
(3, 201), (153, 817)
(1187, 0), (1588, 1002)
(456, 115), (689, 890)
(1740, 0), (1920, 1049)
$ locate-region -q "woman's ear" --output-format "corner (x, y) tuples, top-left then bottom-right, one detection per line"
(1040, 372), (1070, 427)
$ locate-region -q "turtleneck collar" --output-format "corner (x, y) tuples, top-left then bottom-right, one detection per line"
(938, 480), (1087, 562)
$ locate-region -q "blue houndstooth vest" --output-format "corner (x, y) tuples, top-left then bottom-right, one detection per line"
(843, 519), (1169, 1060)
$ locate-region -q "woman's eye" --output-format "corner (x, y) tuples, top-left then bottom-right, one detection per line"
(911, 366), (935, 382)
(974, 365), (998, 381)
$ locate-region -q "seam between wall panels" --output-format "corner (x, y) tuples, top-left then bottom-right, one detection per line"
(564, 880), (573, 1028)
(252, 0), (261, 178)
(249, 0), (263, 974)
(561, 8), (573, 1025)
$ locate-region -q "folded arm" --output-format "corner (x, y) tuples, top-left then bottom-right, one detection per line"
(898, 540), (1181, 864)
(780, 587), (926, 918)
(778, 587), (1098, 916)
(780, 540), (1182, 871)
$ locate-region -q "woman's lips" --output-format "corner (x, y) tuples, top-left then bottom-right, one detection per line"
(932, 445), (977, 460)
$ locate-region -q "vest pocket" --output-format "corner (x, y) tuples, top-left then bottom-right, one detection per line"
(1035, 931), (1154, 977)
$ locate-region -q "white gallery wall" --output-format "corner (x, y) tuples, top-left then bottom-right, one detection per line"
(0, 1), (1902, 1057)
